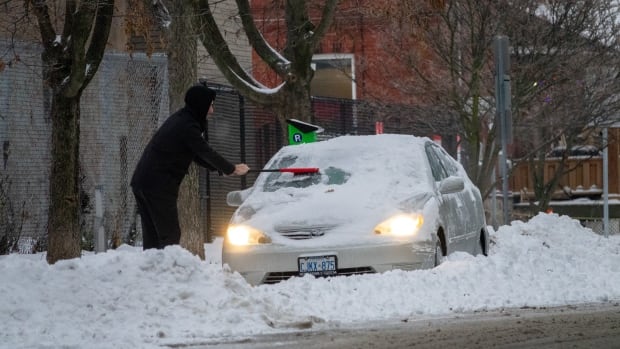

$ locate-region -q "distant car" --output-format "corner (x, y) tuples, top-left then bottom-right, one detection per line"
(548, 145), (601, 158)
(222, 134), (489, 285)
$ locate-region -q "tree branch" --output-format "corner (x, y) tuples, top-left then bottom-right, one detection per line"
(235, 0), (289, 76)
(83, 0), (114, 87)
(62, 0), (76, 39)
(63, 0), (98, 97)
(192, 0), (274, 104)
(309, 0), (339, 49)
(28, 0), (56, 50)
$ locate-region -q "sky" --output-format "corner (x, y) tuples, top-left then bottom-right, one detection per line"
(2, 213), (620, 349)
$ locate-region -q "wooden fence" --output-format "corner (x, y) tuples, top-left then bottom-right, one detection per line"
(510, 157), (605, 201)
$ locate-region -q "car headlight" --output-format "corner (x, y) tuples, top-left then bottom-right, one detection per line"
(226, 224), (272, 246)
(374, 214), (424, 237)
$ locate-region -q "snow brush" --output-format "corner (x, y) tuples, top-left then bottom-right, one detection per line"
(248, 167), (320, 175)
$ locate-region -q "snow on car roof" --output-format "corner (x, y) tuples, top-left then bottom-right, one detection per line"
(268, 134), (429, 174)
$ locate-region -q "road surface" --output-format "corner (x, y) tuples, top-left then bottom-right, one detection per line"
(169, 302), (620, 349)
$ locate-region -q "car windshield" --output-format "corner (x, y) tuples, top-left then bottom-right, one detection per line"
(262, 155), (350, 192)
(250, 135), (434, 201)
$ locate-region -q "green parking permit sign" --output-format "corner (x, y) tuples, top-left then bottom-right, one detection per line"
(286, 119), (323, 145)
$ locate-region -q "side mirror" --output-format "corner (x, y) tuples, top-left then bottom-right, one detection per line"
(226, 187), (253, 206)
(438, 176), (464, 194)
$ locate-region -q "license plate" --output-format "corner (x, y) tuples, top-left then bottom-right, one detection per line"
(298, 255), (337, 276)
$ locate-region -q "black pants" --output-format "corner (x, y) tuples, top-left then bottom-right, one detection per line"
(132, 187), (181, 249)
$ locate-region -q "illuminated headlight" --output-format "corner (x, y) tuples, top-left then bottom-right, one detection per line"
(374, 214), (424, 237)
(226, 225), (272, 246)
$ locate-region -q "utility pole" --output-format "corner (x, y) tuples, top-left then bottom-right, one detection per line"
(494, 35), (512, 225)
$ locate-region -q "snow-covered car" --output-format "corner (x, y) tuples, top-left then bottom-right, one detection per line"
(222, 134), (489, 285)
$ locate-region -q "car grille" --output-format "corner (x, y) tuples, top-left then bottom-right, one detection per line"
(275, 224), (334, 240)
(262, 267), (376, 284)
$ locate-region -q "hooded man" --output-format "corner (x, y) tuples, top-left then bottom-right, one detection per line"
(131, 83), (249, 249)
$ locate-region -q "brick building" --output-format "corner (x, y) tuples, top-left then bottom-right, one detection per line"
(248, 0), (443, 106)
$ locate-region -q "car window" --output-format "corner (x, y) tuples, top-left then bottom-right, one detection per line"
(263, 172), (322, 192)
(323, 166), (350, 185)
(425, 143), (448, 181)
(261, 154), (350, 192)
(434, 146), (459, 176)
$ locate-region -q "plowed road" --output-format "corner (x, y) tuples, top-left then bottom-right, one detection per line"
(173, 302), (620, 349)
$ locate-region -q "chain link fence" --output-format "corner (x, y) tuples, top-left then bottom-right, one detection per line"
(79, 52), (169, 249)
(1, 40), (50, 253)
(1, 40), (169, 253)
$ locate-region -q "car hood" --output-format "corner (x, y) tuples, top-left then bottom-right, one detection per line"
(232, 185), (434, 247)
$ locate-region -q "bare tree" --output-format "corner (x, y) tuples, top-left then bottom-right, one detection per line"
(366, 0), (620, 213)
(190, 0), (339, 136)
(20, 0), (115, 264)
(505, 0), (620, 212)
(162, 0), (205, 259)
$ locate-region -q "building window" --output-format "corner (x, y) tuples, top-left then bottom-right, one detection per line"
(311, 54), (355, 99)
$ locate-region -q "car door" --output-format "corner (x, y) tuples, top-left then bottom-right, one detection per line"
(424, 142), (463, 251)
(428, 143), (481, 252)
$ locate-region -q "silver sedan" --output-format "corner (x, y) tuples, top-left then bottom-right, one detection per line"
(223, 134), (489, 285)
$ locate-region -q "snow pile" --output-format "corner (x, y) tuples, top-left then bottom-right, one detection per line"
(1, 213), (619, 349)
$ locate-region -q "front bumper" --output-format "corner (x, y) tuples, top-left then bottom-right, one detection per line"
(222, 240), (435, 285)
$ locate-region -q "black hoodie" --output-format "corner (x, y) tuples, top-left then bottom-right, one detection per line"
(130, 84), (235, 198)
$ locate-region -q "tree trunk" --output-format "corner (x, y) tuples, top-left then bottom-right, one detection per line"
(274, 80), (314, 142)
(46, 95), (81, 264)
(163, 0), (204, 259)
(165, 0), (197, 112)
(29, 0), (113, 263)
(179, 165), (205, 259)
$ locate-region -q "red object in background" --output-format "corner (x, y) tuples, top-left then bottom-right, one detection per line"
(249, 168), (320, 175)
(375, 121), (384, 134)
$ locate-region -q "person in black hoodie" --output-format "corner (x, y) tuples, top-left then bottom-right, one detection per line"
(131, 83), (249, 249)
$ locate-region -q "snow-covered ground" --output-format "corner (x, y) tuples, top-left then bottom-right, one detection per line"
(1, 213), (619, 349)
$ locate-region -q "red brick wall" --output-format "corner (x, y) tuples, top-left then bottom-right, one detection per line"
(250, 0), (439, 106)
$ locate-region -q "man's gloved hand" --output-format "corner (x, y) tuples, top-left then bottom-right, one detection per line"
(233, 163), (250, 176)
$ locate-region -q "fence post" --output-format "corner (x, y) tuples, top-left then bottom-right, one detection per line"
(239, 93), (247, 189)
(603, 128), (609, 238)
(94, 185), (106, 252)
